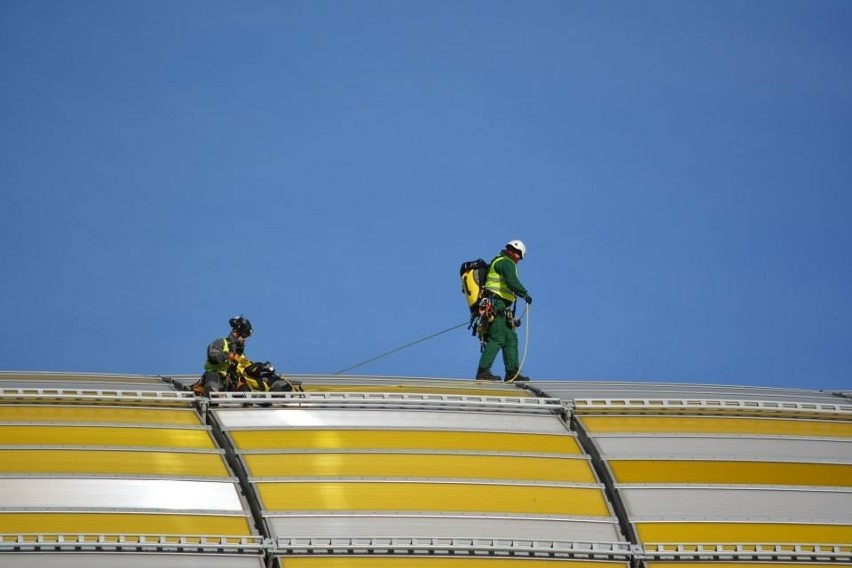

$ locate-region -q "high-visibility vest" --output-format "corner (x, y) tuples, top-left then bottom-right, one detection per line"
(484, 255), (517, 302)
(204, 338), (232, 374)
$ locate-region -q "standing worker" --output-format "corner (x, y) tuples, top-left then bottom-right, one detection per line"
(476, 240), (532, 382)
(192, 316), (253, 396)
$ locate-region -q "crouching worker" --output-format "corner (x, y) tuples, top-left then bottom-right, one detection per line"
(192, 316), (254, 396)
(192, 316), (302, 396)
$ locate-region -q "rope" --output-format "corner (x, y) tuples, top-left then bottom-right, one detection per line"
(505, 303), (530, 383)
(333, 321), (470, 375)
(278, 375), (303, 392)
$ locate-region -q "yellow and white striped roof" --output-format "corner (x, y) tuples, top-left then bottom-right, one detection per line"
(0, 370), (849, 567)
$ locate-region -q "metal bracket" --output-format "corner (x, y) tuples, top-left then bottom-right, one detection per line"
(0, 533), (267, 553)
(207, 391), (565, 414)
(573, 398), (852, 418)
(275, 537), (634, 559)
(0, 388), (197, 406)
(640, 542), (852, 562)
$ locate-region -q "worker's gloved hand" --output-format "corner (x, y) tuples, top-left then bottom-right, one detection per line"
(228, 352), (240, 362)
(524, 295), (532, 305)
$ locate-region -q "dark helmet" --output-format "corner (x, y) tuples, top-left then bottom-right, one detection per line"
(229, 316), (253, 337)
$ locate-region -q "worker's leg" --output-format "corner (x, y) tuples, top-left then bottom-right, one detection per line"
(478, 316), (508, 371)
(501, 325), (519, 372)
(196, 371), (224, 396)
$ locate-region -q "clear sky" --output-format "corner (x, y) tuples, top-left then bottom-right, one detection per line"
(1, 1), (850, 391)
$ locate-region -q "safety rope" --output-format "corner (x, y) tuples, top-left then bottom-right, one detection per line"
(278, 375), (303, 392)
(505, 304), (530, 383)
(333, 321), (470, 375)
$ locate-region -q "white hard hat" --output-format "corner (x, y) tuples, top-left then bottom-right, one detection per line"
(506, 239), (526, 259)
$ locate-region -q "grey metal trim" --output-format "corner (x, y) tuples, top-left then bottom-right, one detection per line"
(0, 474), (239, 483)
(0, 445), (224, 454)
(237, 448), (589, 458)
(251, 477), (603, 488)
(619, 486), (852, 523)
(594, 435), (852, 462)
(533, 380), (844, 404)
(0, 382), (177, 392)
(0, 421), (210, 431)
(253, 478), (604, 489)
(0, 371), (167, 383)
(214, 407), (570, 434)
(0, 478), (246, 512)
(572, 413), (639, 547)
(274, 537), (634, 559)
(205, 402), (269, 557)
(0, 436), (217, 452)
(0, 389), (196, 405)
(208, 391), (566, 413)
(574, 398), (852, 417)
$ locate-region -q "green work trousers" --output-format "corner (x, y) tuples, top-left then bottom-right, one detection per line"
(477, 300), (518, 372)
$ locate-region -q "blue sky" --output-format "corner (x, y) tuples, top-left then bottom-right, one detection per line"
(1, 1), (850, 390)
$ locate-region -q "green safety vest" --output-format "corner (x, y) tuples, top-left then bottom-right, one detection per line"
(484, 255), (517, 302)
(204, 338), (232, 374)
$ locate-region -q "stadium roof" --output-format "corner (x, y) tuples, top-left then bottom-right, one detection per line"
(0, 371), (849, 567)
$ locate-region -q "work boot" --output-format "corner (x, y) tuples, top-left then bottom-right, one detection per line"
(504, 369), (530, 382)
(476, 367), (501, 381)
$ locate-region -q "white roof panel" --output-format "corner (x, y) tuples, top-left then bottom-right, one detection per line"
(0, 372), (174, 392)
(0, 478), (244, 512)
(267, 513), (624, 543)
(595, 435), (852, 462)
(213, 408), (567, 434)
(620, 486), (852, 522)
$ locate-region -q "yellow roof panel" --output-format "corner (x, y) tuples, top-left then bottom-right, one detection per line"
(232, 430), (581, 454)
(0, 425), (215, 449)
(636, 521), (852, 545)
(258, 481), (609, 516)
(0, 449), (229, 477)
(0, 405), (202, 426)
(245, 453), (595, 482)
(610, 459), (852, 486)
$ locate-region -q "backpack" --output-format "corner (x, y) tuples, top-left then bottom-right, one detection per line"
(460, 258), (489, 319)
(240, 361), (303, 392)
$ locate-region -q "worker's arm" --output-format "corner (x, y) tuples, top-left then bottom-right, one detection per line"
(206, 338), (229, 364)
(496, 258), (529, 299)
